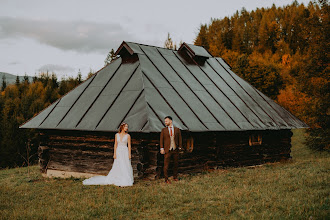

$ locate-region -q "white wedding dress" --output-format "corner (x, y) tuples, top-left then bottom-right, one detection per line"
(82, 133), (134, 186)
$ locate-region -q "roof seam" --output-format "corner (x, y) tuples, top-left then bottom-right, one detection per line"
(54, 74), (97, 128)
(141, 69), (189, 129)
(181, 43), (212, 58)
(254, 88), (309, 127)
(138, 45), (209, 130)
(243, 78), (293, 127)
(172, 51), (242, 130)
(117, 88), (145, 129)
(146, 102), (166, 127)
(38, 99), (61, 127)
(247, 74), (308, 127)
(19, 98), (58, 128)
(21, 69), (101, 128)
(171, 51), (230, 129)
(138, 66), (152, 131)
(204, 59), (259, 128)
(21, 41), (308, 132)
(75, 61), (123, 128)
(55, 74), (96, 127)
(157, 48), (232, 129)
(181, 43), (196, 56)
(207, 59), (269, 128)
(52, 59), (113, 128)
(125, 41), (177, 51)
(215, 58), (284, 128)
(140, 120), (148, 131)
(94, 63), (140, 129)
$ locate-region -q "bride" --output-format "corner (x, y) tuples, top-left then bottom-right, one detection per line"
(82, 122), (134, 186)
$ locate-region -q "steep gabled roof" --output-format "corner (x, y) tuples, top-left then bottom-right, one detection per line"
(19, 41), (309, 132)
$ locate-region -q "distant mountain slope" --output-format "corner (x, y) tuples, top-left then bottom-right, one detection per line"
(0, 72), (34, 87)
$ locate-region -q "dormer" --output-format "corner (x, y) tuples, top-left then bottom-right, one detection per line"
(178, 43), (212, 65)
(114, 41), (142, 63)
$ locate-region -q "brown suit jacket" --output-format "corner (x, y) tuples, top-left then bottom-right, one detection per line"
(160, 126), (182, 154)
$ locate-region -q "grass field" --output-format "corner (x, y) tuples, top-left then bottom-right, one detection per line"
(0, 129), (329, 219)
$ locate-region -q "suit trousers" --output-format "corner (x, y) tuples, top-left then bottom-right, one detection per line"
(163, 149), (179, 180)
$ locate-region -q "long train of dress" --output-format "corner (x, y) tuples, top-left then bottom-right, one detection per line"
(82, 133), (134, 186)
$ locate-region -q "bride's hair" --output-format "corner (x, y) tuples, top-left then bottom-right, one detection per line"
(118, 122), (128, 133)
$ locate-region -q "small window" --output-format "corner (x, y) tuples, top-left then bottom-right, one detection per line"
(249, 134), (262, 146)
(184, 133), (194, 153)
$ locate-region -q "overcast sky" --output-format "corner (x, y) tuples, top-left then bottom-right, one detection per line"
(0, 0), (311, 79)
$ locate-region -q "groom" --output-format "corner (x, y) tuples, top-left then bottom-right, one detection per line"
(160, 116), (182, 184)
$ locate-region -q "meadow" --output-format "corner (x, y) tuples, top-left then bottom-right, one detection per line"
(0, 128), (329, 219)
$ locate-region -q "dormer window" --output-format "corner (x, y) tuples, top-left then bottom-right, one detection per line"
(178, 43), (212, 65)
(249, 133), (262, 146)
(114, 41), (142, 63)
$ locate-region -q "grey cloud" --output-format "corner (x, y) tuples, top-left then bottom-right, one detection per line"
(38, 64), (75, 73)
(0, 16), (133, 53)
(8, 61), (20, 65)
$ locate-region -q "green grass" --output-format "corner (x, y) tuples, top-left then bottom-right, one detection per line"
(0, 129), (329, 219)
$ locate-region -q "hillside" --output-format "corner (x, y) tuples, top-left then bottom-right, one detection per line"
(0, 72), (34, 87)
(194, 0), (329, 151)
(0, 129), (328, 219)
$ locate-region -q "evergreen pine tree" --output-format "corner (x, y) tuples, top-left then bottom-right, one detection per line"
(164, 33), (175, 49)
(104, 49), (118, 66)
(15, 75), (20, 86)
(1, 75), (7, 91)
(77, 69), (82, 83)
(23, 73), (29, 84)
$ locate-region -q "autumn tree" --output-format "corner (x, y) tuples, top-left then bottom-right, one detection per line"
(194, 24), (209, 50)
(194, 0), (329, 151)
(104, 48), (118, 66)
(1, 75), (7, 91)
(164, 33), (177, 50)
(0, 71), (84, 168)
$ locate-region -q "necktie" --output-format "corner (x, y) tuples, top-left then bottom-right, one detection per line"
(170, 127), (172, 136)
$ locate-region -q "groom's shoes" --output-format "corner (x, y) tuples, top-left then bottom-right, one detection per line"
(165, 179), (171, 184)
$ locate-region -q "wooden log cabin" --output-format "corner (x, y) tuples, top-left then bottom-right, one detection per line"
(19, 41), (309, 180)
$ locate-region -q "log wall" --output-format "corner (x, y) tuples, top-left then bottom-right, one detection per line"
(37, 129), (293, 179)
(216, 129), (293, 167)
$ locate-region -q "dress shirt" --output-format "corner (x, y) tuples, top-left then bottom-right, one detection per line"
(168, 125), (174, 137)
(160, 125), (174, 151)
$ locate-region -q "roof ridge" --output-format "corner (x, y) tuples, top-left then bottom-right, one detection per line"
(135, 66), (153, 132)
(124, 41), (178, 51)
(19, 40), (309, 132)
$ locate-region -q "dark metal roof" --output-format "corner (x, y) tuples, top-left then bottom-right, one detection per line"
(179, 43), (212, 58)
(19, 41), (309, 132)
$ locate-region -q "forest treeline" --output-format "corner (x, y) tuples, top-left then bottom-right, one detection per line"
(194, 0), (329, 151)
(0, 72), (94, 168)
(0, 0), (328, 169)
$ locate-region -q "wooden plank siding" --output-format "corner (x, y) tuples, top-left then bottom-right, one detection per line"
(38, 129), (293, 180)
